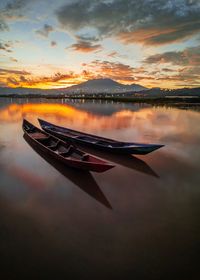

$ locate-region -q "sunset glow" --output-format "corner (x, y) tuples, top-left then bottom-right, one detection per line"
(0, 0), (200, 89)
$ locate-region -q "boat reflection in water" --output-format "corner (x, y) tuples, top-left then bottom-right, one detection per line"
(74, 144), (159, 178)
(23, 133), (112, 209)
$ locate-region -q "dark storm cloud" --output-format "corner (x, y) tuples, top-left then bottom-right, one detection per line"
(35, 24), (54, 38)
(144, 45), (200, 66)
(56, 0), (200, 45)
(68, 40), (102, 53)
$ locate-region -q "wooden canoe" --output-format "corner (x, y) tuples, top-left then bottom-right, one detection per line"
(38, 119), (164, 155)
(22, 119), (115, 172)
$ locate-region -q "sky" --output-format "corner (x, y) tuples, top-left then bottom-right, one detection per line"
(0, 0), (200, 89)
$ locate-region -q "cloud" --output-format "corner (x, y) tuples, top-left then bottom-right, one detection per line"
(175, 65), (200, 85)
(51, 40), (57, 47)
(82, 58), (200, 88)
(0, 0), (28, 28)
(56, 0), (200, 46)
(9, 57), (18, 62)
(0, 42), (12, 52)
(162, 68), (175, 72)
(142, 45), (200, 86)
(0, 67), (30, 87)
(144, 45), (200, 66)
(7, 76), (19, 85)
(10, 57), (18, 62)
(0, 68), (30, 75)
(68, 41), (102, 53)
(107, 51), (118, 58)
(82, 60), (139, 83)
(19, 75), (27, 82)
(4, 0), (27, 12)
(35, 24), (54, 38)
(27, 72), (77, 85)
(0, 0), (34, 32)
(118, 22), (200, 46)
(5, 71), (82, 88)
(0, 19), (9, 31)
(0, 63), (143, 88)
(75, 34), (99, 42)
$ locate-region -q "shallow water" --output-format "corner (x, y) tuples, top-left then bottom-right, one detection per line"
(0, 98), (200, 279)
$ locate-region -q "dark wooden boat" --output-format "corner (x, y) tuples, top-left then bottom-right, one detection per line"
(38, 119), (164, 155)
(23, 119), (115, 172)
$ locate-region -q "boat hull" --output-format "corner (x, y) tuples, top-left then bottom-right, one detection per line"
(38, 119), (164, 155)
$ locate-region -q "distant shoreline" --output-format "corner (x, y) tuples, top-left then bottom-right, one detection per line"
(1, 95), (200, 109)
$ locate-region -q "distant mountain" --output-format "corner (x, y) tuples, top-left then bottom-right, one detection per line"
(0, 79), (147, 95)
(0, 87), (58, 95)
(126, 83), (148, 92)
(0, 79), (199, 97)
(138, 87), (200, 97)
(65, 78), (147, 93)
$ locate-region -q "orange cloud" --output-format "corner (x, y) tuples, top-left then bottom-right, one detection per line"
(1, 71), (83, 89)
(83, 60), (137, 84)
(118, 27), (177, 45)
(1, 58), (199, 90)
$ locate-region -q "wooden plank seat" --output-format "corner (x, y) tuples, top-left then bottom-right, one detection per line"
(70, 152), (83, 160)
(48, 141), (60, 150)
(59, 145), (76, 157)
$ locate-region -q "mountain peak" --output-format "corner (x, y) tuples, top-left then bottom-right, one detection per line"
(79, 78), (121, 87)
(67, 78), (147, 93)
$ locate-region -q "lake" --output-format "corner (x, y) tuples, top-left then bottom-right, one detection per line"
(0, 98), (200, 279)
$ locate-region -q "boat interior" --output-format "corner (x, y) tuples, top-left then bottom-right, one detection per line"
(24, 124), (90, 161)
(46, 127), (147, 148)
(49, 128), (120, 147)
(42, 126), (157, 149)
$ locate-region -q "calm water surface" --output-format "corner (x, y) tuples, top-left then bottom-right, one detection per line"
(0, 98), (200, 279)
